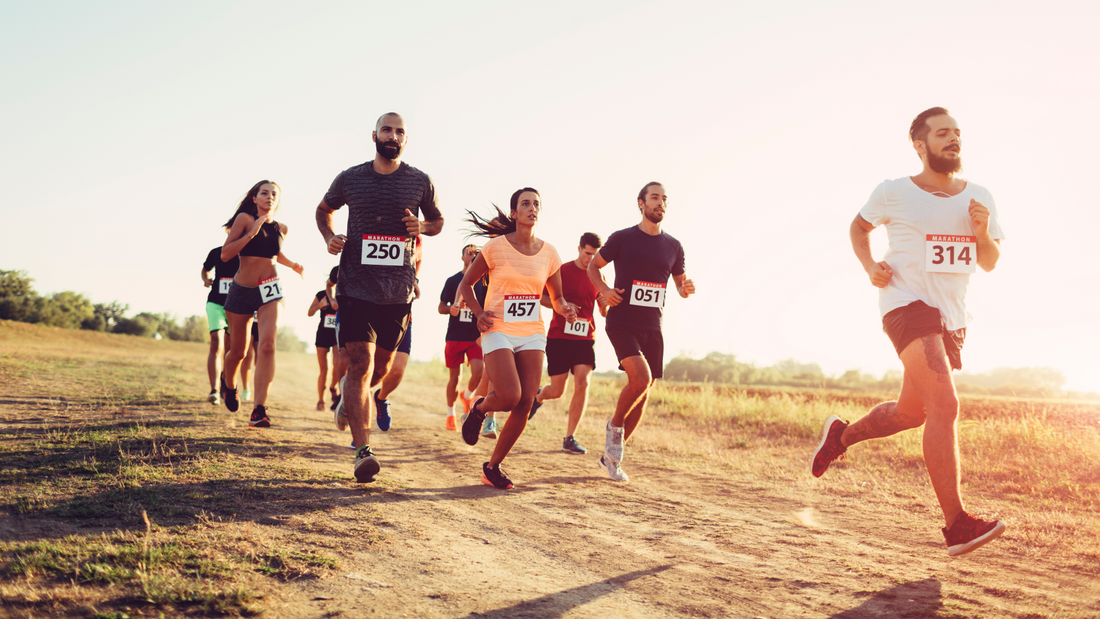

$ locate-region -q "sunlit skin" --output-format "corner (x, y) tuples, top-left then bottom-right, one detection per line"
(587, 184), (695, 442)
(458, 191), (578, 468)
(533, 243), (609, 439)
(199, 265), (232, 393)
(844, 113), (1005, 530)
(438, 245), (484, 409)
(220, 183), (305, 411)
(307, 291), (341, 410)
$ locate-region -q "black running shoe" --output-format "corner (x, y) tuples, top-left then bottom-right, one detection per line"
(330, 393), (341, 412)
(562, 435), (587, 455)
(354, 445), (380, 483)
(219, 372), (227, 402)
(225, 388), (240, 412)
(528, 388), (543, 420)
(462, 398), (486, 446)
(481, 462), (513, 489)
(249, 405), (270, 427)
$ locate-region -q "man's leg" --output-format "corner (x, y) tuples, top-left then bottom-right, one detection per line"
(207, 331), (221, 392)
(446, 365), (462, 407)
(842, 372), (927, 445)
(377, 352), (409, 400)
(344, 341), (377, 450)
(467, 358), (484, 394)
(538, 373), (570, 403)
(566, 364), (593, 438)
(613, 356), (653, 437)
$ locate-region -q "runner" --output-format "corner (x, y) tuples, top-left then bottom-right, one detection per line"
(812, 107), (1007, 557)
(438, 244), (486, 431)
(458, 188), (577, 489)
(316, 112), (443, 483)
(201, 245), (239, 405)
(307, 282), (339, 411)
(325, 266), (345, 412)
(588, 182), (694, 482)
(371, 236), (423, 431)
(528, 232), (607, 455)
(220, 180), (305, 427)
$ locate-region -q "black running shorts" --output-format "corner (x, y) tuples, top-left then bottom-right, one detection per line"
(882, 300), (966, 371)
(334, 296), (410, 351)
(545, 338), (596, 376)
(605, 323), (664, 379)
(315, 323), (338, 349)
(223, 282), (283, 315)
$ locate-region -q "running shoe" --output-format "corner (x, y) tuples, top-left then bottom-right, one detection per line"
(330, 393), (341, 412)
(316, 401), (325, 411)
(249, 405), (271, 428)
(446, 415), (457, 431)
(943, 511), (1006, 557)
(241, 388), (251, 402)
(528, 388), (543, 420)
(562, 435), (587, 455)
(374, 389), (391, 432)
(334, 395), (348, 432)
(462, 398), (486, 445)
(481, 417), (499, 439)
(597, 454), (628, 482)
(457, 390), (473, 416)
(208, 390), (219, 405)
(811, 415), (849, 478)
(219, 372), (227, 401)
(481, 462), (513, 489)
(354, 445), (380, 483)
(605, 420), (625, 462)
(225, 388), (240, 412)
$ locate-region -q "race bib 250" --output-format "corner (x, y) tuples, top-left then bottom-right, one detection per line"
(361, 235), (405, 266)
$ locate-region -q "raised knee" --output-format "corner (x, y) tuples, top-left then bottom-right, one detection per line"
(498, 392), (521, 411)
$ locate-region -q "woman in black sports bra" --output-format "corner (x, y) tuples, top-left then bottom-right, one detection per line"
(219, 179), (304, 427)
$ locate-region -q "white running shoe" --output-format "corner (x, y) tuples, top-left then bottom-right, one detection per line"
(207, 390), (219, 405)
(241, 388), (251, 402)
(597, 454), (629, 482)
(481, 417), (499, 439)
(605, 419), (625, 463)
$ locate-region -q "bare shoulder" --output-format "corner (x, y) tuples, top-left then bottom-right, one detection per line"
(278, 222), (289, 236)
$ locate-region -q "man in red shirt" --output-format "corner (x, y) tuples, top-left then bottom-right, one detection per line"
(528, 233), (607, 454)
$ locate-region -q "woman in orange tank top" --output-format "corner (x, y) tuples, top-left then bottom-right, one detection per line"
(457, 188), (577, 489)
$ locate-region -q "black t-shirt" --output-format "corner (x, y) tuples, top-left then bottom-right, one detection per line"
(329, 266), (339, 284)
(599, 226), (686, 330)
(203, 247), (240, 305)
(315, 290), (338, 329)
(440, 271), (487, 342)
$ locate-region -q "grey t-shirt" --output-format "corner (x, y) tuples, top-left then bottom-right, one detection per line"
(324, 161), (441, 304)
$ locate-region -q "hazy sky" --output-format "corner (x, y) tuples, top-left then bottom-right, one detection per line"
(2, 1), (1098, 392)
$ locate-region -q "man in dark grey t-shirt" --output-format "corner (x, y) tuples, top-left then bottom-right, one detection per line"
(316, 112), (444, 483)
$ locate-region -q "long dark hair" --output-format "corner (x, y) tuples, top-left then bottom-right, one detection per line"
(223, 180), (280, 230)
(464, 187), (539, 239)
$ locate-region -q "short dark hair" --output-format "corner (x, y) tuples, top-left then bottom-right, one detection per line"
(579, 232), (602, 249)
(461, 244), (479, 256)
(637, 181), (663, 204)
(909, 107), (950, 143)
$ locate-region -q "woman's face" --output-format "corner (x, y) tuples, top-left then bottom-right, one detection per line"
(511, 191), (540, 226)
(253, 183), (280, 215)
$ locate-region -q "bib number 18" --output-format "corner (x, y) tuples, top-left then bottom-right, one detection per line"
(458, 308), (474, 323)
(503, 295), (539, 323)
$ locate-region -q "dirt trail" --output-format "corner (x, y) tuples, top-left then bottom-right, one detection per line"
(2, 346), (1098, 618)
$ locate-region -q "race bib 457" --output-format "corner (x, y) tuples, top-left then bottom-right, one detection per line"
(503, 295), (539, 323)
(925, 235), (976, 274)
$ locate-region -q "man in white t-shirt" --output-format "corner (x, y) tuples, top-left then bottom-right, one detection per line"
(812, 107), (1007, 557)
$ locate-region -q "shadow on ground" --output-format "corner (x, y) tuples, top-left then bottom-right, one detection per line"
(829, 578), (942, 618)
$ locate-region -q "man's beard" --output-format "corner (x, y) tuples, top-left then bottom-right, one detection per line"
(928, 149), (962, 174)
(643, 208), (664, 224)
(375, 140), (403, 161)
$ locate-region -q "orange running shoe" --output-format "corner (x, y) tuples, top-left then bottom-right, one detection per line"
(457, 390), (473, 415)
(446, 415), (457, 431)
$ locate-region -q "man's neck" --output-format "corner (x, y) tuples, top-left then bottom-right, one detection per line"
(572, 258), (586, 270)
(373, 158), (401, 175)
(911, 167), (964, 195)
(637, 218), (662, 236)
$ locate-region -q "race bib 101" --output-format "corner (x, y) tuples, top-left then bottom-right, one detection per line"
(458, 308), (474, 323)
(259, 276), (283, 304)
(361, 235), (405, 266)
(629, 281), (666, 308)
(503, 295), (539, 323)
(323, 314), (337, 329)
(925, 235), (976, 274)
(563, 319), (590, 337)
(218, 278), (232, 295)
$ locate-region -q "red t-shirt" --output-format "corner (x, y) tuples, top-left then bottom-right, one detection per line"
(547, 261), (598, 340)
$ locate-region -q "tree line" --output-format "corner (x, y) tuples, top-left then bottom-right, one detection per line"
(0, 270), (308, 352)
(664, 351), (1092, 400)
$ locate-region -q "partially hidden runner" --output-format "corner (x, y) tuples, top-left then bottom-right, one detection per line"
(325, 266), (346, 413)
(316, 112), (443, 483)
(812, 107), (1006, 557)
(528, 232), (607, 455)
(370, 235), (423, 432)
(458, 188), (577, 489)
(588, 182), (694, 482)
(201, 245), (239, 405)
(307, 280), (340, 411)
(438, 244), (486, 431)
(220, 180), (305, 427)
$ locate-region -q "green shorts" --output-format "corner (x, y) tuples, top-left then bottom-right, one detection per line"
(206, 302), (228, 333)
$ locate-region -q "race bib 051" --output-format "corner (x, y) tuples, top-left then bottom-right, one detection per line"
(629, 281), (666, 308)
(925, 235), (977, 274)
(503, 295), (539, 323)
(361, 235), (405, 266)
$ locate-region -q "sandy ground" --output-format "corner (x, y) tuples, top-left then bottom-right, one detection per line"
(2, 342), (1098, 618)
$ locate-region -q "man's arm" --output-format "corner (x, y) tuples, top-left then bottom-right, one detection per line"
(968, 199), (1001, 272)
(850, 214), (893, 288)
(316, 200), (347, 255)
(673, 273), (695, 298)
(201, 267), (213, 287)
(587, 254), (624, 307)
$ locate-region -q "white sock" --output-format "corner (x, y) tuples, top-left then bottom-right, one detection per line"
(462, 389), (473, 399)
(447, 405), (454, 416)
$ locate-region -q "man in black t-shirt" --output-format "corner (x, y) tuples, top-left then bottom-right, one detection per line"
(201, 246), (239, 405)
(315, 112), (444, 483)
(438, 244), (486, 430)
(588, 182), (695, 482)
